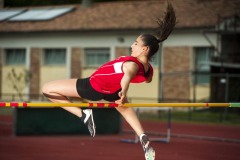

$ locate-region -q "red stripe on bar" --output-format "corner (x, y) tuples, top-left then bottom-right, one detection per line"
(23, 102), (27, 107)
(108, 103), (118, 108)
(10, 102), (19, 107)
(89, 103), (94, 107)
(205, 103), (209, 107)
(0, 102), (6, 107)
(97, 103), (105, 108)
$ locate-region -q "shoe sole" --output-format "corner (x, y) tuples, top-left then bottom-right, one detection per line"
(89, 110), (96, 137)
(145, 147), (155, 160)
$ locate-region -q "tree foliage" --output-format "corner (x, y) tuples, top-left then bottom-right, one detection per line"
(7, 68), (31, 101)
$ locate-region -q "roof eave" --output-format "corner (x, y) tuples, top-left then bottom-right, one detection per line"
(0, 25), (215, 34)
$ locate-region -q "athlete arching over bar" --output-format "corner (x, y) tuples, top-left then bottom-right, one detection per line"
(42, 3), (176, 160)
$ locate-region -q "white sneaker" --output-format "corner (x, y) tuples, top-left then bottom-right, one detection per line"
(81, 109), (96, 137)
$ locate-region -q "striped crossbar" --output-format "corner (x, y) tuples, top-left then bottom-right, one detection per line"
(0, 102), (240, 108)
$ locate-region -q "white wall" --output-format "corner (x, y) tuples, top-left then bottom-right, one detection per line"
(0, 30), (218, 102)
(164, 30), (218, 47)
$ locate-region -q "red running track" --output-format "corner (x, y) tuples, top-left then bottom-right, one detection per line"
(0, 115), (240, 160)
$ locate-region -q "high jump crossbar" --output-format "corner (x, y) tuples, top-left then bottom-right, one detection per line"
(0, 102), (240, 108)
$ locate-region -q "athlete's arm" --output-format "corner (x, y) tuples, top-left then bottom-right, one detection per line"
(115, 61), (138, 105)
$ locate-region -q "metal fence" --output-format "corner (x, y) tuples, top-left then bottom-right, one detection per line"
(1, 72), (240, 123)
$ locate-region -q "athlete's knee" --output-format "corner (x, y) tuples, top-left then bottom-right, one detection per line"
(42, 82), (54, 95)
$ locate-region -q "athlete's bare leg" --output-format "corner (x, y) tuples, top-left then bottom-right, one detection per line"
(116, 106), (144, 136)
(116, 105), (155, 160)
(42, 79), (83, 118)
(42, 79), (144, 136)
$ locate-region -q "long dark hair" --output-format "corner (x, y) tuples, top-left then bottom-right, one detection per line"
(141, 3), (176, 59)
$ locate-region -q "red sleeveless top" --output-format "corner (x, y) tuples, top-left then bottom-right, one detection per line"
(90, 56), (153, 94)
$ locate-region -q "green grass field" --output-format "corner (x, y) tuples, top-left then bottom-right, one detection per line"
(139, 108), (240, 126)
(0, 108), (13, 115)
(1, 107), (240, 126)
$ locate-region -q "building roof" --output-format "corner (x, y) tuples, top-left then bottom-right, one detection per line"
(0, 0), (239, 33)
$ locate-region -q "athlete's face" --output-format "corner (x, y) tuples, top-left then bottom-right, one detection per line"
(130, 36), (147, 57)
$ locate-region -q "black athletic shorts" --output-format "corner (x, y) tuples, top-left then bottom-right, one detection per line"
(76, 78), (121, 102)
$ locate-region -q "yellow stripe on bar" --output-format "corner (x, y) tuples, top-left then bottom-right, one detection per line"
(122, 103), (230, 107)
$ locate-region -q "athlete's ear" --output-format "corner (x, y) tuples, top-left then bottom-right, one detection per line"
(143, 46), (149, 54)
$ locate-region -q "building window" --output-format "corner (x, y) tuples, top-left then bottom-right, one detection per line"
(85, 48), (110, 67)
(195, 47), (214, 84)
(5, 49), (26, 65)
(43, 49), (66, 65)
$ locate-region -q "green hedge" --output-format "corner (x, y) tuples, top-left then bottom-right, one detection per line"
(14, 108), (121, 135)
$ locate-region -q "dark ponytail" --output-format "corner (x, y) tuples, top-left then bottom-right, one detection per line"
(141, 3), (176, 59)
(155, 2), (176, 43)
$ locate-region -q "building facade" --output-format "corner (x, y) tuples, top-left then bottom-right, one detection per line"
(0, 0), (239, 103)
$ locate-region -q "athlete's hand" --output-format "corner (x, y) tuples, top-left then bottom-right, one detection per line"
(115, 91), (128, 106)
